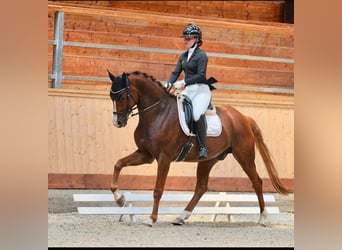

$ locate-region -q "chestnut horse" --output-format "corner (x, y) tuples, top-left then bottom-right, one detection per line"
(108, 70), (290, 226)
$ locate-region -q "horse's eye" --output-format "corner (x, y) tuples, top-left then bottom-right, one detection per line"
(119, 95), (127, 101)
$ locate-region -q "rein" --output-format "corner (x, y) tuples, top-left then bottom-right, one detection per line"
(130, 100), (160, 117)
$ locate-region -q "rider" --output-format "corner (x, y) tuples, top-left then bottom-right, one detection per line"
(167, 23), (212, 159)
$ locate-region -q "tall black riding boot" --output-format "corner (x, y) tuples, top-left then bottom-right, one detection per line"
(195, 114), (208, 159)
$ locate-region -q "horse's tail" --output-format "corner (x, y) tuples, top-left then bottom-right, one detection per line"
(248, 117), (291, 195)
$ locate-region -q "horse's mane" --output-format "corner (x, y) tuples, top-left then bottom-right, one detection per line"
(127, 71), (173, 97)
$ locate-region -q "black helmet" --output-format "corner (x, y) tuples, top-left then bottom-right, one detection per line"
(182, 23), (202, 39)
(182, 23), (203, 46)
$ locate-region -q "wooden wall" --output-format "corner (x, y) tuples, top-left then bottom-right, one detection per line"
(48, 89), (293, 191)
(48, 2), (294, 91)
(49, 1), (286, 22)
(48, 1), (294, 191)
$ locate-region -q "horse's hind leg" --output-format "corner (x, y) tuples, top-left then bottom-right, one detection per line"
(110, 149), (153, 206)
(232, 144), (267, 226)
(172, 159), (218, 225)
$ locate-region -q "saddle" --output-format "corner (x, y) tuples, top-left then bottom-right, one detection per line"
(176, 94), (222, 137)
(175, 95), (222, 162)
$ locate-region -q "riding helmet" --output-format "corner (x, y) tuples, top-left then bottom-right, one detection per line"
(182, 23), (203, 46)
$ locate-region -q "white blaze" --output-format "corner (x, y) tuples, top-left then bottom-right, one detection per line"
(112, 101), (119, 126)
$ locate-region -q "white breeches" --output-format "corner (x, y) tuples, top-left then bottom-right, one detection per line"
(182, 84), (211, 121)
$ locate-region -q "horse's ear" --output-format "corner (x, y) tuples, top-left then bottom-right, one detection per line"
(107, 70), (116, 82)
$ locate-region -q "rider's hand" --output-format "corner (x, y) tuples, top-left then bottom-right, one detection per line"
(173, 79), (185, 88)
(168, 85), (184, 96)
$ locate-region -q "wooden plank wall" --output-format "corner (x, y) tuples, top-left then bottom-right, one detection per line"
(48, 1), (294, 191)
(48, 89), (294, 191)
(49, 1), (285, 22)
(48, 2), (294, 91)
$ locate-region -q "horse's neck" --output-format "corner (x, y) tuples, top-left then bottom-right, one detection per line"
(134, 80), (166, 109)
(130, 76), (176, 120)
(137, 95), (177, 132)
(135, 84), (176, 122)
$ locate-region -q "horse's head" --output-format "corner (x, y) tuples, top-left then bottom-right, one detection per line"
(108, 70), (136, 128)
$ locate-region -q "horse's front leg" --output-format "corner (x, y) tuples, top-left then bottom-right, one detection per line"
(146, 156), (171, 226)
(110, 149), (154, 206)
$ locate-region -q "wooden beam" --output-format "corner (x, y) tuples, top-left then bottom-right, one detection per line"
(48, 173), (294, 192)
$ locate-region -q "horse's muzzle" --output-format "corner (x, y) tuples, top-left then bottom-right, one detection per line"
(113, 118), (128, 128)
(112, 111), (129, 127)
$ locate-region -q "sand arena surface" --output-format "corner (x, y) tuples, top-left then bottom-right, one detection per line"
(48, 189), (294, 247)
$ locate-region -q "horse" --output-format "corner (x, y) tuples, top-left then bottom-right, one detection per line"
(108, 70), (290, 226)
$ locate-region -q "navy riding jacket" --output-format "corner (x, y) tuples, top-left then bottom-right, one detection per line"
(168, 47), (208, 86)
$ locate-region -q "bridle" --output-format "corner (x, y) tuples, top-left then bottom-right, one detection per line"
(110, 75), (160, 120)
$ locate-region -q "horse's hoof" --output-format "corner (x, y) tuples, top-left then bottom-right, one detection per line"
(256, 219), (267, 227)
(257, 211), (267, 227)
(172, 217), (185, 226)
(116, 194), (126, 207)
(257, 222), (267, 227)
(142, 218), (154, 227)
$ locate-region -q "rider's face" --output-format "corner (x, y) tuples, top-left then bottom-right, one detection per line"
(184, 37), (196, 49)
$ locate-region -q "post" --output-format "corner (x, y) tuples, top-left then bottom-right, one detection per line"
(52, 11), (64, 88)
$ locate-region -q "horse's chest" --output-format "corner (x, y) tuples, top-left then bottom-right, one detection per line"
(134, 131), (153, 146)
(135, 118), (175, 150)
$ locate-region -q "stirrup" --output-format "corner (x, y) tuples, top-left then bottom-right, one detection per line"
(198, 147), (208, 159)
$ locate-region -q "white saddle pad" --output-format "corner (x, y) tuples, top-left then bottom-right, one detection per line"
(176, 94), (222, 137)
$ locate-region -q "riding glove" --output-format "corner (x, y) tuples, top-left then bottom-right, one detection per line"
(173, 79), (185, 88)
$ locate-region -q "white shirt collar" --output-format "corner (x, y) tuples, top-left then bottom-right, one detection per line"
(187, 43), (197, 62)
